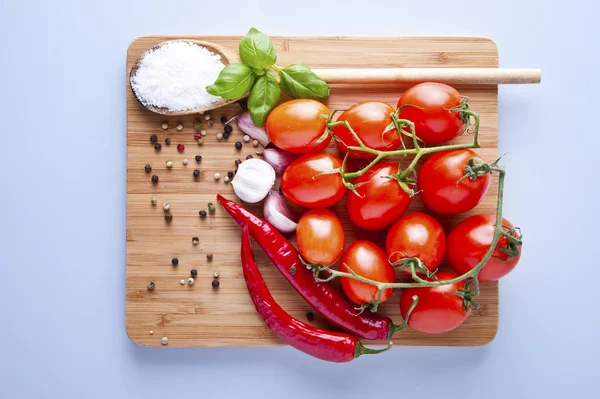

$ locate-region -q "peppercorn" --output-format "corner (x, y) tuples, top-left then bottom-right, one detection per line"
(195, 155), (202, 163)
(214, 173), (221, 181)
(212, 279), (220, 288)
(217, 133), (223, 140)
(188, 278), (195, 285)
(165, 137), (171, 145)
(204, 114), (212, 121)
(176, 123), (183, 131)
(191, 269), (198, 277)
(192, 237), (199, 245)
(194, 132), (202, 140)
(239, 100), (248, 110)
(182, 158), (188, 165)
(208, 203), (216, 214)
(177, 144), (185, 152)
(224, 176), (230, 183)
(243, 135), (250, 143)
(213, 271), (219, 279)
(154, 143), (162, 150)
(162, 202), (170, 212)
(172, 258), (179, 266)
(193, 169), (200, 178)
(224, 124), (233, 134)
(165, 213), (173, 222)
(246, 155), (253, 160)
(161, 336), (169, 345)
(161, 123), (169, 130)
(306, 311), (314, 321)
(165, 161), (173, 168)
(197, 139), (204, 145)
(151, 197), (157, 205)
(194, 120), (202, 130)
(179, 279), (185, 285)
(220, 116), (227, 124)
(208, 120), (214, 127)
(200, 129), (207, 136)
(235, 141), (242, 150)
(252, 139), (259, 147)
(151, 175), (159, 183)
(145, 164), (152, 173)
(199, 210), (207, 218)
(147, 282), (155, 290)
(207, 253), (213, 261)
(235, 159), (242, 167)
(227, 171), (235, 179)
(150, 135), (157, 143)
(223, 132), (231, 140)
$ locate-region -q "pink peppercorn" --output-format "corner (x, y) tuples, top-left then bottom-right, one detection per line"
(177, 144), (185, 152)
(194, 132), (202, 140)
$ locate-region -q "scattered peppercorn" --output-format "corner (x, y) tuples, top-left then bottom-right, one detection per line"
(192, 237), (199, 245)
(147, 282), (155, 290)
(246, 155), (253, 160)
(227, 171), (235, 179)
(150, 135), (157, 143)
(151, 175), (159, 183)
(252, 139), (259, 147)
(220, 116), (227, 124)
(212, 279), (220, 288)
(194, 132), (202, 140)
(199, 210), (207, 218)
(235, 141), (242, 150)
(201, 129), (207, 136)
(162, 202), (170, 212)
(213, 271), (219, 279)
(243, 135), (250, 143)
(239, 100), (248, 110)
(224, 176), (230, 183)
(214, 172), (221, 181)
(194, 120), (202, 130)
(197, 139), (204, 145)
(151, 197), (157, 205)
(154, 143), (162, 150)
(165, 213), (173, 222)
(193, 169), (200, 178)
(161, 336), (169, 345)
(224, 124), (233, 134)
(145, 164), (152, 173)
(191, 269), (198, 277)
(208, 120), (214, 127)
(223, 132), (231, 140)
(208, 202), (216, 214)
(235, 159), (242, 167)
(177, 144), (185, 152)
(195, 155), (202, 163)
(207, 253), (213, 261)
(149, 331), (153, 335)
(204, 114), (212, 121)
(166, 160), (173, 168)
(188, 277), (195, 285)
(165, 137), (171, 145)
(176, 123), (183, 131)
(217, 132), (223, 140)
(179, 279), (185, 285)
(172, 258), (179, 266)
(182, 158), (188, 165)
(307, 311), (314, 321)
(161, 123), (169, 130)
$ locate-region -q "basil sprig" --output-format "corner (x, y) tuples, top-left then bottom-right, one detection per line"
(206, 27), (330, 127)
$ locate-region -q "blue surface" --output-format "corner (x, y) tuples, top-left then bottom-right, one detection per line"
(1, 0), (598, 397)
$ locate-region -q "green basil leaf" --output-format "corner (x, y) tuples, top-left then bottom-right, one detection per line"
(206, 63), (255, 100)
(248, 70), (280, 127)
(279, 64), (330, 102)
(239, 27), (277, 70)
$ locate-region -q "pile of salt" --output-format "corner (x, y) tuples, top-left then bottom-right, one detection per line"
(131, 41), (225, 111)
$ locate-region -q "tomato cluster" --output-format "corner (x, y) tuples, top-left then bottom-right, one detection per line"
(265, 82), (522, 335)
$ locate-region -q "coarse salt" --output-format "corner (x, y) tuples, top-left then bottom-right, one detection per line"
(131, 41), (225, 111)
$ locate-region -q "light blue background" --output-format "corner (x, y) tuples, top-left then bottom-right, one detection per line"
(1, 0), (598, 397)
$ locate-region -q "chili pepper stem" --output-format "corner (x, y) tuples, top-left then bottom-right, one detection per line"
(354, 340), (393, 358)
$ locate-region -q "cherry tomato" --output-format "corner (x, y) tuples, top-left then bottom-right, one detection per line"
(397, 82), (465, 145)
(340, 241), (395, 306)
(346, 162), (411, 230)
(400, 271), (471, 334)
(446, 213), (521, 282)
(418, 149), (491, 214)
(296, 209), (345, 266)
(386, 212), (446, 275)
(266, 99), (331, 154)
(281, 153), (347, 208)
(332, 101), (401, 158)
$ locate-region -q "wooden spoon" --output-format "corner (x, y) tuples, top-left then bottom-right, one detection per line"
(130, 39), (541, 116)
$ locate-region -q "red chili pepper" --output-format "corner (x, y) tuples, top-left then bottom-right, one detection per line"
(217, 194), (405, 340)
(240, 223), (391, 362)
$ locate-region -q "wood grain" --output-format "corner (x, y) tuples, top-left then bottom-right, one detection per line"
(126, 36), (499, 347)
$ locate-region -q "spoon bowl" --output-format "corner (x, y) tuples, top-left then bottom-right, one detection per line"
(129, 40), (242, 116)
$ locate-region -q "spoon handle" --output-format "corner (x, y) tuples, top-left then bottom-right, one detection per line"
(311, 68), (541, 85)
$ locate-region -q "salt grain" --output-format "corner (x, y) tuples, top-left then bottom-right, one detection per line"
(131, 41), (225, 111)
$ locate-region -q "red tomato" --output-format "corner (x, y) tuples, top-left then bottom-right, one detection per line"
(418, 149), (491, 214)
(400, 271), (472, 334)
(397, 82), (465, 145)
(446, 214), (521, 282)
(332, 101), (400, 158)
(340, 241), (395, 306)
(386, 212), (446, 275)
(281, 153), (347, 208)
(296, 209), (345, 266)
(346, 162), (411, 230)
(266, 99), (331, 154)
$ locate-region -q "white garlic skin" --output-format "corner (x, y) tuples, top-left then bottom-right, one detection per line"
(231, 158), (275, 203)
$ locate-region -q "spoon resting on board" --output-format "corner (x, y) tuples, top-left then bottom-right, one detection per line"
(129, 39), (542, 116)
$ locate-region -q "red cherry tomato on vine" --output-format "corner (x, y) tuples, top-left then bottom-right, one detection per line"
(340, 241), (395, 307)
(332, 101), (401, 158)
(296, 209), (345, 266)
(397, 82), (466, 145)
(446, 213), (522, 282)
(346, 162), (412, 230)
(266, 99), (331, 154)
(400, 271), (472, 334)
(418, 149), (491, 215)
(386, 212), (446, 275)
(281, 153), (347, 208)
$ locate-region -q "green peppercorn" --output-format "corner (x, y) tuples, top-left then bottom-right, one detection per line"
(194, 120), (202, 130)
(208, 202), (216, 214)
(197, 139), (204, 145)
(213, 271), (219, 279)
(147, 282), (155, 290)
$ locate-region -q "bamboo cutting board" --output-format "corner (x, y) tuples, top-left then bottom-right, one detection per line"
(126, 36), (499, 347)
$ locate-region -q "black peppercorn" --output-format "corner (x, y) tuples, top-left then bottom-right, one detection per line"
(224, 124), (233, 134)
(145, 164), (152, 173)
(234, 159), (242, 167)
(306, 311), (314, 321)
(165, 213), (173, 222)
(235, 141), (242, 150)
(191, 269), (198, 277)
(150, 135), (157, 143)
(199, 210), (207, 218)
(165, 137), (171, 145)
(195, 155), (202, 162)
(172, 258), (179, 266)
(239, 100), (248, 110)
(246, 155), (253, 160)
(227, 171), (234, 179)
(212, 279), (220, 288)
(151, 175), (159, 183)
(206, 253), (213, 261)
(223, 132), (231, 139)
(154, 143), (162, 150)
(220, 116), (227, 124)
(193, 169), (200, 178)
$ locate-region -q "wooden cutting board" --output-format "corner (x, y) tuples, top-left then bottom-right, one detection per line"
(126, 36), (499, 347)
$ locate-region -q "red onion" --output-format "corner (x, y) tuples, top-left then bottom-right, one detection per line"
(258, 148), (300, 174)
(263, 190), (297, 233)
(229, 112), (270, 147)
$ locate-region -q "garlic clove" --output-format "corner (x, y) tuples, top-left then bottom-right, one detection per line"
(230, 112), (270, 147)
(257, 147), (300, 174)
(263, 190), (298, 233)
(231, 158), (275, 203)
